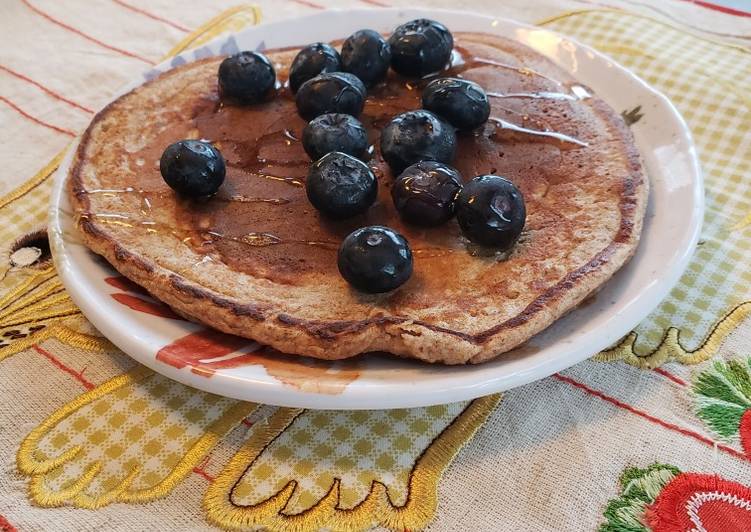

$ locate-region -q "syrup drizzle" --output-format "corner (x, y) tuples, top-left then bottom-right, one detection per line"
(223, 195), (290, 205)
(448, 47), (564, 86)
(487, 84), (591, 102)
(88, 212), (130, 219)
(79, 211), (450, 257)
(229, 129), (308, 187)
(185, 255), (214, 271)
(491, 104), (551, 131)
(208, 230), (282, 247)
(79, 188), (291, 204)
(488, 91), (577, 101)
(79, 187), (139, 195)
(85, 40), (596, 268)
(489, 117), (588, 148)
(79, 212), (339, 250)
(282, 128), (299, 143)
(474, 59), (562, 85)
(449, 46), (593, 107)
(252, 172), (304, 188)
(412, 248), (453, 258)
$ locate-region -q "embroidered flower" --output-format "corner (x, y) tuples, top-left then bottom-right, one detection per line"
(693, 358), (751, 456)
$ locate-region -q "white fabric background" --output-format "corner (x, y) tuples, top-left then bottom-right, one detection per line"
(1, 1), (750, 530)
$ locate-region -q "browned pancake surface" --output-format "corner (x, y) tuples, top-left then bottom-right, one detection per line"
(70, 32), (647, 364)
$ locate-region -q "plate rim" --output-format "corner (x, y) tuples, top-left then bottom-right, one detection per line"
(49, 7), (704, 409)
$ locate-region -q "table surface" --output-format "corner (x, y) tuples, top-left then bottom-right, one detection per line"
(0, 1), (750, 531)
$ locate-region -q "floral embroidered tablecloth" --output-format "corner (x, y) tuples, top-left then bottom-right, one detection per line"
(1, 1), (750, 530)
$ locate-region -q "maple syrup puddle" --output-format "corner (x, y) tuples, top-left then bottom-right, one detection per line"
(80, 39), (596, 275)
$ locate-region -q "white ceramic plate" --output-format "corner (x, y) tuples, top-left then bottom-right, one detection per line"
(49, 8), (703, 409)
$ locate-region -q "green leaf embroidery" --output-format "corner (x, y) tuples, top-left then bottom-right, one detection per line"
(694, 364), (751, 408)
(599, 463), (680, 532)
(722, 359), (751, 401)
(697, 403), (746, 438)
(693, 357), (751, 441)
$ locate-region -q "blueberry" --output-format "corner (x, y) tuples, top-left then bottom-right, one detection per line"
(422, 77), (490, 131)
(302, 113), (368, 161)
(341, 29), (391, 88)
(388, 19), (453, 77)
(289, 43), (341, 93)
(218, 51), (276, 104)
(160, 140), (225, 197)
(392, 161), (462, 226)
(456, 175), (526, 248)
(338, 226), (413, 293)
(380, 110), (457, 174)
(296, 72), (367, 121)
(306, 152), (377, 218)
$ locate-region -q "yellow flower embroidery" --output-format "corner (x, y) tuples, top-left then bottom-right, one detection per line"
(204, 396), (500, 531)
(17, 367), (257, 508)
(595, 302), (751, 368)
(16, 365), (499, 530)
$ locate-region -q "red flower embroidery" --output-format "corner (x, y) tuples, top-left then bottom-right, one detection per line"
(741, 410), (751, 458)
(647, 472), (751, 532)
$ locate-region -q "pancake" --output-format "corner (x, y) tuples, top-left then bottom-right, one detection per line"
(69, 32), (648, 364)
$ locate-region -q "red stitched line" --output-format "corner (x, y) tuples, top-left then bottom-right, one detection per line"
(360, 0), (391, 6)
(20, 0), (155, 65)
(0, 96), (76, 136)
(192, 454), (215, 481)
(241, 418), (253, 427)
(192, 467), (215, 482)
(552, 373), (749, 462)
(681, 0), (751, 17)
(32, 344), (95, 390)
(0, 64), (94, 114)
(0, 514), (17, 532)
(289, 0), (326, 10)
(652, 367), (688, 387)
(110, 0), (191, 32)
